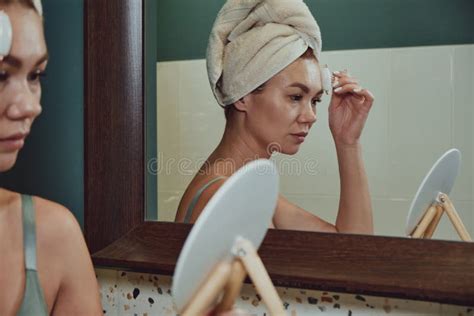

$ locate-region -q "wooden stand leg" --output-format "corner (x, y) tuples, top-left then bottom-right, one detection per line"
(234, 238), (286, 316)
(411, 205), (438, 238)
(215, 260), (247, 313)
(182, 261), (232, 316)
(423, 205), (444, 238)
(439, 194), (472, 242)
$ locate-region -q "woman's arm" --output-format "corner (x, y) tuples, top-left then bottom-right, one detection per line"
(272, 157), (373, 234)
(50, 213), (103, 315)
(272, 195), (337, 232)
(329, 71), (374, 234)
(36, 198), (103, 315)
(334, 143), (373, 234)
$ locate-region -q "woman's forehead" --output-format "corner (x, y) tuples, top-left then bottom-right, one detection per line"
(6, 4), (46, 64)
(270, 58), (322, 89)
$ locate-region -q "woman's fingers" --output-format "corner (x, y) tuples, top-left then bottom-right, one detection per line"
(333, 77), (358, 88)
(333, 70), (350, 77)
(332, 70), (359, 89)
(333, 83), (360, 94)
(332, 69), (375, 106)
(353, 88), (374, 104)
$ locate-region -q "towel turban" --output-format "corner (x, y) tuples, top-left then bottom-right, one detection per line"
(33, 0), (43, 16)
(206, 0), (322, 107)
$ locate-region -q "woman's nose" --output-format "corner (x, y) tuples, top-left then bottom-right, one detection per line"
(298, 103), (317, 124)
(5, 83), (42, 120)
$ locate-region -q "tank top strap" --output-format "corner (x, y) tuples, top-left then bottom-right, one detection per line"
(184, 176), (226, 223)
(18, 194), (48, 315)
(21, 194), (38, 271)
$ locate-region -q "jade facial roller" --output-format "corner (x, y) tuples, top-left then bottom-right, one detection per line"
(0, 10), (12, 58)
(321, 64), (332, 95)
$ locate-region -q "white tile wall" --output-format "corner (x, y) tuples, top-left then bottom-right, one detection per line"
(155, 45), (474, 241)
(433, 200), (473, 241)
(472, 46), (474, 232)
(372, 199), (411, 237)
(157, 62), (183, 192)
(157, 190), (183, 222)
(387, 46), (453, 199)
(451, 46), (473, 202)
(472, 46), (474, 233)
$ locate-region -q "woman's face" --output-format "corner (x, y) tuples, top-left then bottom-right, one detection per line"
(0, 4), (46, 172)
(243, 56), (323, 155)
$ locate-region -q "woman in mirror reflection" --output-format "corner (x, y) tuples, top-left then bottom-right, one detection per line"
(0, 0), (102, 315)
(176, 0), (375, 235)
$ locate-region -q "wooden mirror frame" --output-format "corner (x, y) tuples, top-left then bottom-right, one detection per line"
(84, 0), (474, 306)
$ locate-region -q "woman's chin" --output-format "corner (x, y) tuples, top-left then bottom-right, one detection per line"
(265, 141), (301, 156)
(0, 152), (19, 172)
(281, 145), (300, 155)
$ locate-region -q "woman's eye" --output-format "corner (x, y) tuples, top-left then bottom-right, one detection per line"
(28, 70), (46, 82)
(312, 99), (322, 106)
(0, 71), (9, 81)
(290, 95), (302, 102)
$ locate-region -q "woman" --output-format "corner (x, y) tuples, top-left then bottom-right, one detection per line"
(176, 0), (374, 235)
(0, 1), (102, 315)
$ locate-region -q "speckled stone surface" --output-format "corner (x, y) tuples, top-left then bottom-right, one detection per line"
(96, 268), (473, 316)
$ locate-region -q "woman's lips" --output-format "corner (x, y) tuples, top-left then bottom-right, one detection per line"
(291, 132), (308, 143)
(0, 134), (27, 151)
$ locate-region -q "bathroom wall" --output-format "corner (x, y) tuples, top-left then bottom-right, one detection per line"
(96, 268), (473, 315)
(153, 0), (474, 62)
(156, 44), (474, 241)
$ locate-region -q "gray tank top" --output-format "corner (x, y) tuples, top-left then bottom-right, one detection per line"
(183, 176), (226, 223)
(17, 194), (48, 316)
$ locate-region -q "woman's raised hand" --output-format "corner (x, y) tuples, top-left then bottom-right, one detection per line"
(328, 70), (374, 147)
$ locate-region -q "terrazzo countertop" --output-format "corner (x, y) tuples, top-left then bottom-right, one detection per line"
(96, 268), (473, 316)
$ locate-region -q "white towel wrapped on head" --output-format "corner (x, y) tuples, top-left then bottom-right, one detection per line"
(33, 0), (43, 16)
(206, 0), (322, 107)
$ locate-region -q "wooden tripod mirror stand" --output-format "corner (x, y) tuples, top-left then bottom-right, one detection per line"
(406, 149), (472, 241)
(172, 159), (287, 316)
(410, 192), (472, 241)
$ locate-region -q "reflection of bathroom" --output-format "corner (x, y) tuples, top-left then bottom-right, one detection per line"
(156, 46), (474, 241)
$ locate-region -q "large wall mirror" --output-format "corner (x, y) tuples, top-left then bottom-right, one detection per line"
(146, 0), (474, 243)
(85, 0), (474, 306)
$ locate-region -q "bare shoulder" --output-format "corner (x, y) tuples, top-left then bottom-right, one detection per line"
(32, 196), (84, 255)
(33, 196), (81, 232)
(176, 174), (228, 222)
(198, 176), (228, 203)
(183, 175), (228, 223)
(32, 197), (102, 315)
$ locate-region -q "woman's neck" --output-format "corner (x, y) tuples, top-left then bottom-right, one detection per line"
(0, 188), (16, 208)
(206, 122), (271, 177)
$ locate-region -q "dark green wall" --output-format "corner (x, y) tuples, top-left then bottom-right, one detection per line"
(156, 0), (474, 61)
(0, 0), (84, 227)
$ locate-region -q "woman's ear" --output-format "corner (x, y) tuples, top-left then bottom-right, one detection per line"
(234, 83), (264, 112)
(233, 95), (250, 112)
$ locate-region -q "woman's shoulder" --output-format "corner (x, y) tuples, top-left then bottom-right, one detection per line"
(189, 174), (228, 199)
(31, 196), (101, 314)
(176, 174), (228, 222)
(0, 189), (77, 226)
(32, 196), (84, 257)
(33, 196), (81, 236)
